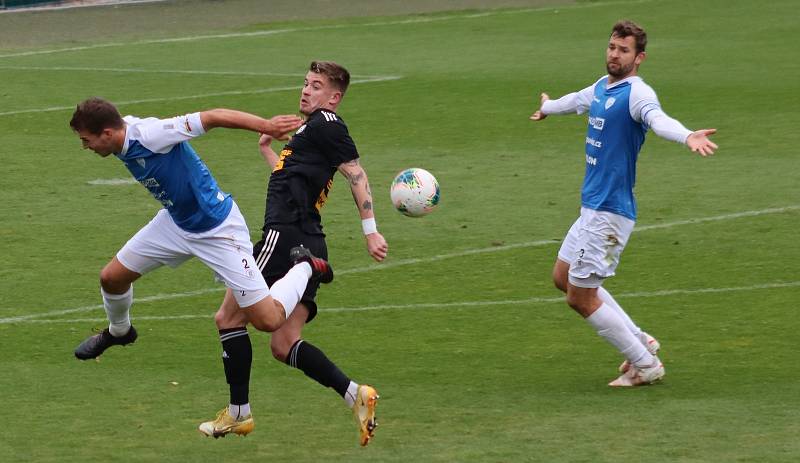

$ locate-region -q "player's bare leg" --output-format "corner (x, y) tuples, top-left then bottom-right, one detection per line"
(74, 257), (140, 360)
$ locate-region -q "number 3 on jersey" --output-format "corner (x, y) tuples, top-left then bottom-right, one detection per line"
(273, 148), (293, 172)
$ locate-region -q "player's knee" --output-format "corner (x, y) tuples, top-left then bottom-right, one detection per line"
(553, 274), (567, 293)
(99, 265), (124, 292)
(214, 308), (244, 329)
(269, 340), (288, 362)
(248, 307), (283, 333)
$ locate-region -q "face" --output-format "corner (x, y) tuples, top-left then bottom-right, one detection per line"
(606, 34), (645, 80)
(299, 71), (341, 115)
(76, 128), (119, 157)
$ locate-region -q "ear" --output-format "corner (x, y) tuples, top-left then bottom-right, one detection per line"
(328, 91), (343, 106)
(635, 51), (646, 66)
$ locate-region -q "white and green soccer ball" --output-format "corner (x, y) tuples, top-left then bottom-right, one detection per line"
(390, 167), (440, 217)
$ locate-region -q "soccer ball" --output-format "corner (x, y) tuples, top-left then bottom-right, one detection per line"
(390, 168), (440, 217)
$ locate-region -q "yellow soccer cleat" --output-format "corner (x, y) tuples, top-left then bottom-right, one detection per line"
(352, 385), (379, 446)
(198, 407), (254, 438)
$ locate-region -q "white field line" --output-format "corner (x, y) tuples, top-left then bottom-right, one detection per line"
(338, 204), (800, 276)
(1, 204), (797, 325)
(0, 75), (401, 117)
(0, 0), (652, 59)
(14, 281), (800, 324)
(0, 65), (389, 78)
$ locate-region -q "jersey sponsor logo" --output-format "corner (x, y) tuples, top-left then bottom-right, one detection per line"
(296, 124), (306, 134)
(605, 97), (616, 110)
(588, 116), (605, 130)
(585, 137), (602, 148)
(273, 148), (292, 172)
(139, 178), (160, 188)
(585, 154), (598, 166)
(184, 118), (193, 133)
(321, 111), (337, 122)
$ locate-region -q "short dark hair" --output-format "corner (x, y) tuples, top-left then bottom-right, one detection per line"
(309, 61), (350, 95)
(69, 97), (124, 135)
(611, 20), (647, 53)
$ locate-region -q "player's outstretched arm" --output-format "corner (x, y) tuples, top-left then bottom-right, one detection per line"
(258, 134), (279, 168)
(529, 92), (550, 121)
(686, 129), (718, 157)
(338, 159), (388, 262)
(199, 109), (303, 140)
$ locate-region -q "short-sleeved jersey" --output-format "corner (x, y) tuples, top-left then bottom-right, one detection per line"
(117, 113), (232, 232)
(262, 108), (358, 235)
(583, 76), (648, 220)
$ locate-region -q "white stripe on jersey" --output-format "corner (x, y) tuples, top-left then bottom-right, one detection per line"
(321, 110), (337, 122)
(255, 229), (280, 271)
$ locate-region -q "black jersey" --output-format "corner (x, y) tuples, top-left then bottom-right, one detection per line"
(262, 108), (358, 235)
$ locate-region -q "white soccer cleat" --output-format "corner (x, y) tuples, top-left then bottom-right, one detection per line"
(609, 356), (665, 387)
(619, 332), (661, 373)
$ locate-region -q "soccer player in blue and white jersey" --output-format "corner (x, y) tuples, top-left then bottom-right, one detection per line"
(530, 20), (718, 386)
(69, 98), (333, 413)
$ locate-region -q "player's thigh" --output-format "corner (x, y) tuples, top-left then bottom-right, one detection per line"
(254, 225), (326, 322)
(568, 208), (634, 282)
(557, 215), (581, 265)
(188, 206), (270, 309)
(117, 209), (193, 275)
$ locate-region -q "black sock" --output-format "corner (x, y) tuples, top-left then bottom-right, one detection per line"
(219, 327), (251, 405)
(286, 340), (350, 397)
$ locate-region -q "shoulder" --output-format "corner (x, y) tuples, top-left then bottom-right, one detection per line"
(629, 77), (658, 100)
(307, 109), (351, 135)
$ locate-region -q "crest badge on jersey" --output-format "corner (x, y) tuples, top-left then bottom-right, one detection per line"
(137, 158), (146, 168)
(605, 97), (616, 110)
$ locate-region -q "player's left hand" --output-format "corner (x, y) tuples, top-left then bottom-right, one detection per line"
(366, 232), (388, 262)
(687, 129), (718, 157)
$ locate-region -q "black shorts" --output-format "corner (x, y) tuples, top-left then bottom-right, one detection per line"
(252, 224), (327, 323)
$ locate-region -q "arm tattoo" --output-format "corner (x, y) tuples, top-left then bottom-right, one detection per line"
(361, 200), (373, 211)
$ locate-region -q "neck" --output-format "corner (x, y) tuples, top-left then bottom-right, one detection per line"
(111, 126), (126, 153)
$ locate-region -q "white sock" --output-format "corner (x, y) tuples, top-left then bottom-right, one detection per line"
(344, 381), (359, 408)
(228, 403), (250, 419)
(597, 286), (644, 341)
(586, 303), (653, 366)
(268, 262), (311, 318)
(101, 286), (133, 337)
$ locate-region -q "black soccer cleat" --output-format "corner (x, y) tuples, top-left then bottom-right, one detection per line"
(74, 326), (138, 360)
(289, 246), (334, 284)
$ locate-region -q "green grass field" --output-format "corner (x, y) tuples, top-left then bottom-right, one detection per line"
(1, 0), (799, 461)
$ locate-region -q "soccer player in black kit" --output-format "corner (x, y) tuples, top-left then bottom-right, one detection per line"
(200, 61), (388, 447)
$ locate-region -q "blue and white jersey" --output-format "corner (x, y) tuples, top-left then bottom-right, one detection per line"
(583, 76), (648, 220)
(117, 113), (233, 232)
(540, 75), (689, 221)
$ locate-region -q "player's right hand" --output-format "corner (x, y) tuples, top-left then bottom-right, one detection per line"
(529, 92), (549, 121)
(264, 115), (304, 140)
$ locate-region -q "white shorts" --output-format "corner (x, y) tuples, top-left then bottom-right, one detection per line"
(116, 202), (269, 307)
(557, 207), (635, 288)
